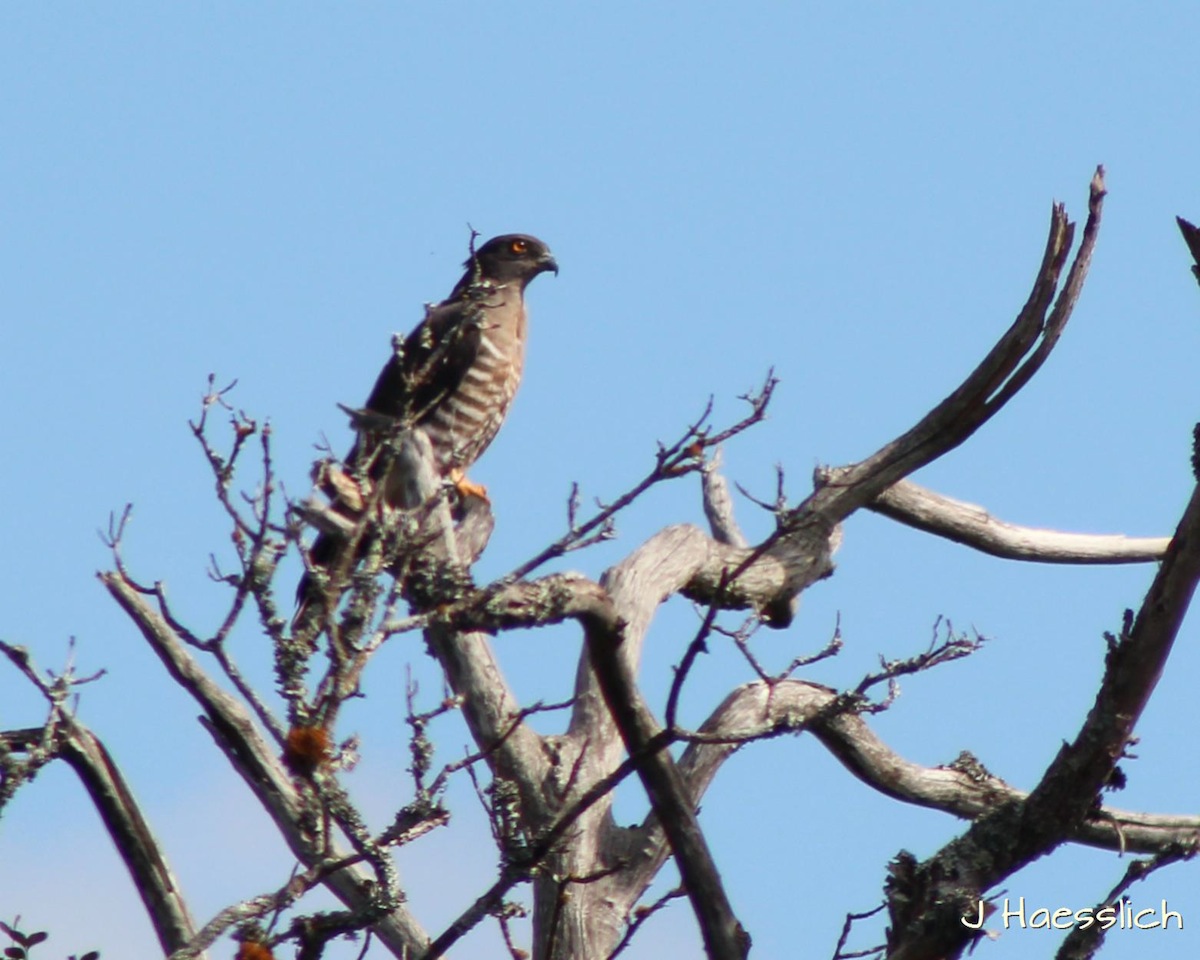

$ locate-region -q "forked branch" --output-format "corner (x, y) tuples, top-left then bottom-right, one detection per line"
(807, 168), (1107, 524)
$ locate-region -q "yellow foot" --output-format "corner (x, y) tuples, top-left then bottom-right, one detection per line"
(449, 468), (490, 503)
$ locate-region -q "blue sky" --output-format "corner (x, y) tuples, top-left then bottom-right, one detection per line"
(2, 5), (1199, 958)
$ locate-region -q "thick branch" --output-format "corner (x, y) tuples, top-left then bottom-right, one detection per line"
(59, 722), (201, 955)
(404, 578), (553, 828)
(436, 523), (835, 753)
(617, 677), (1200, 904)
(578, 596), (751, 960)
(565, 522), (837, 750)
(423, 623), (554, 821)
(714, 682), (1196, 848)
(850, 476), (1169, 563)
(0, 644), (201, 955)
(445, 574), (752, 958)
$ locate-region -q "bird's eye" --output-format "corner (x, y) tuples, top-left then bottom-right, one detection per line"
(509, 239), (529, 255)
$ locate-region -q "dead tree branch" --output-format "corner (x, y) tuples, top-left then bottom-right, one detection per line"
(0, 642), (201, 955)
(1053, 841), (1197, 960)
(806, 168), (1106, 525)
(97, 573), (430, 958)
(883, 470), (1200, 960)
(846, 477), (1169, 563)
(61, 723), (201, 955)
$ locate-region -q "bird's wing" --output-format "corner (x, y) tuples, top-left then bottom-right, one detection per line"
(364, 298), (483, 426)
(330, 296), (482, 486)
(296, 301), (478, 617)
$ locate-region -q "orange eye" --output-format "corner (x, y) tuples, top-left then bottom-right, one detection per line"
(510, 239), (528, 254)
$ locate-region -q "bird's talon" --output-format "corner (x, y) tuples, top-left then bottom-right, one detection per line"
(450, 469), (490, 503)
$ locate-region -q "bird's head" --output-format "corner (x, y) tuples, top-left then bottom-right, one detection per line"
(466, 234), (558, 288)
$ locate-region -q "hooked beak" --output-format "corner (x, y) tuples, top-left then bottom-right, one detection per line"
(538, 252), (559, 276)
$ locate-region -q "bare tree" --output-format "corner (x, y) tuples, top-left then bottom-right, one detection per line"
(4, 168), (1200, 960)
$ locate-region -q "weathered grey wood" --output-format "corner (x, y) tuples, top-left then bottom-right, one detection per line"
(843, 475), (1169, 563)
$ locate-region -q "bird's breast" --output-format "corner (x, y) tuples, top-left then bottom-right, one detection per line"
(423, 294), (528, 471)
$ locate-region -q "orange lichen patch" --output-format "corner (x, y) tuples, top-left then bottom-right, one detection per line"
(283, 724), (331, 776)
(235, 942), (275, 960)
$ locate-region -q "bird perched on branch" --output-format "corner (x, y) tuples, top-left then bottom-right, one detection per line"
(295, 233), (558, 623)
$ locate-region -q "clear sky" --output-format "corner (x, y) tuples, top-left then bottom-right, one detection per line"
(2, 5), (1199, 959)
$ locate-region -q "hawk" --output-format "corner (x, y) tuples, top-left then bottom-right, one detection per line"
(296, 233), (557, 620)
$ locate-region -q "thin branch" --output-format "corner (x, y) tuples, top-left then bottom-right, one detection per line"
(502, 371), (776, 585)
(665, 600), (722, 732)
(1054, 842), (1197, 960)
(189, 375), (259, 538)
(852, 621), (982, 700)
(830, 903), (886, 960)
(606, 886), (687, 960)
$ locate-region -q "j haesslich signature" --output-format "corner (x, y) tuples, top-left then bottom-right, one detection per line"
(962, 897), (1184, 932)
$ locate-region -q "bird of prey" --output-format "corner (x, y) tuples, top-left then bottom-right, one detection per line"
(295, 233), (557, 622)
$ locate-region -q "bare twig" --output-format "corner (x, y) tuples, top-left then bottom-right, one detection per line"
(852, 620), (982, 701)
(665, 600), (723, 732)
(1054, 841), (1197, 960)
(606, 886), (687, 960)
(502, 371), (776, 585)
(830, 903), (886, 960)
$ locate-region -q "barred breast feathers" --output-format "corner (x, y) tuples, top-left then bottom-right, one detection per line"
(419, 287), (527, 471)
